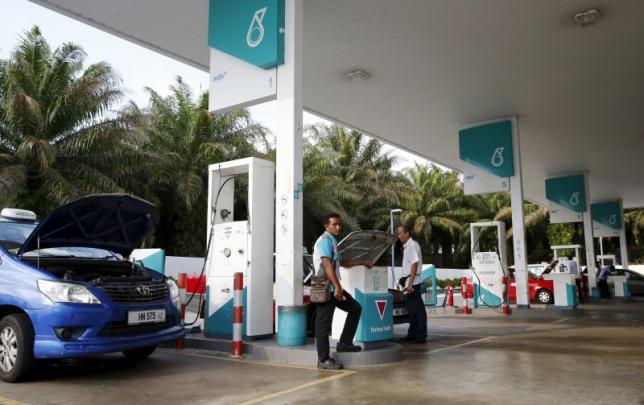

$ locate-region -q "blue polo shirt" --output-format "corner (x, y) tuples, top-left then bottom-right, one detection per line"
(313, 231), (341, 280)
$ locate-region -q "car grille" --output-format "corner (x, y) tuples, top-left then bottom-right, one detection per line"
(98, 283), (168, 304)
(99, 315), (178, 337)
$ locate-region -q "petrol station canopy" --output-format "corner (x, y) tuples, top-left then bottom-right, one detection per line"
(29, 0), (644, 208)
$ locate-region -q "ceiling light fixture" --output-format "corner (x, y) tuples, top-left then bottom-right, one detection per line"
(573, 8), (600, 27)
(346, 69), (370, 83)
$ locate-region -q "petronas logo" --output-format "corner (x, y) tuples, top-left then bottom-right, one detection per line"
(247, 7), (268, 48)
(491, 147), (504, 167)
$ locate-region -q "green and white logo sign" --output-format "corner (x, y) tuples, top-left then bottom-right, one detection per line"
(459, 120), (515, 178)
(545, 174), (586, 223)
(209, 0), (285, 69)
(545, 175), (586, 212)
(459, 120), (513, 195)
(592, 201), (621, 237)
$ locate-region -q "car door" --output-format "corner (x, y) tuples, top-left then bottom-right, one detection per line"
(626, 271), (644, 296)
(507, 271), (517, 302)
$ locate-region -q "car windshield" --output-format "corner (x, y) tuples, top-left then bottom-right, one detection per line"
(21, 247), (122, 259)
(528, 269), (541, 279)
(0, 220), (121, 259)
(509, 268), (543, 279)
(0, 221), (37, 252)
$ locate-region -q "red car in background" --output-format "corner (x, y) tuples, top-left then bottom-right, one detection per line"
(507, 267), (555, 304)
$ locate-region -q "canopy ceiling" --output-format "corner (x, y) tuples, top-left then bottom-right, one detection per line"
(30, 0), (644, 208)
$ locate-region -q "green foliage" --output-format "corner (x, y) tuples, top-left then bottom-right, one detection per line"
(0, 26), (143, 213)
(547, 223), (576, 246)
(302, 124), (407, 249)
(435, 278), (462, 289)
(140, 77), (268, 256)
(2, 27), (643, 266)
(400, 164), (477, 268)
(625, 209), (644, 247)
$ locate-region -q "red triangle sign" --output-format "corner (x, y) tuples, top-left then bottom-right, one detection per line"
(375, 300), (387, 320)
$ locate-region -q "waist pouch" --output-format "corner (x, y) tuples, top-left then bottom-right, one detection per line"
(310, 276), (330, 304)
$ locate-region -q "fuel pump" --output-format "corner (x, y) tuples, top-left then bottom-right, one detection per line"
(596, 254), (616, 267)
(544, 244), (582, 307)
(596, 254), (628, 297)
(204, 158), (275, 339)
(551, 244), (582, 273)
(470, 221), (507, 307)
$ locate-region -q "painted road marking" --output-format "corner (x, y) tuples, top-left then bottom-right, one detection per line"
(165, 349), (357, 405)
(551, 316), (574, 324)
(430, 333), (487, 338)
(424, 336), (496, 355)
(167, 349), (343, 372)
(237, 370), (356, 405)
(0, 397), (27, 405)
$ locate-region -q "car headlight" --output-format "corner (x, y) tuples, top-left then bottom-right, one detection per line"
(38, 279), (101, 304)
(166, 278), (180, 299)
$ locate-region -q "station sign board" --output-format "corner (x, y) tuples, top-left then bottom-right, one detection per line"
(208, 0), (285, 113)
(209, 0), (285, 69)
(459, 120), (514, 195)
(545, 174), (586, 223)
(591, 200), (622, 237)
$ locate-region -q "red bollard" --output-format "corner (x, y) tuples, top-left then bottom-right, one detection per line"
(232, 272), (244, 357)
(446, 284), (454, 307)
(175, 272), (188, 349)
(501, 277), (510, 315)
(462, 277), (470, 315)
(177, 273), (188, 320)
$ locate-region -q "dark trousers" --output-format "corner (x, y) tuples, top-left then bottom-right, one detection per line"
(315, 290), (361, 362)
(598, 279), (611, 298)
(575, 279), (584, 303)
(404, 284), (427, 340)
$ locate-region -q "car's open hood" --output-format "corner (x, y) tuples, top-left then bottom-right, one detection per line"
(18, 194), (159, 257)
(338, 230), (396, 263)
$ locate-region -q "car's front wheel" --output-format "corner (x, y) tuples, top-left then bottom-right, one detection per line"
(0, 313), (35, 383)
(122, 345), (157, 361)
(536, 289), (554, 304)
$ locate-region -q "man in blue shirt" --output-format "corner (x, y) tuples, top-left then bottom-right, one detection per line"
(314, 213), (373, 370)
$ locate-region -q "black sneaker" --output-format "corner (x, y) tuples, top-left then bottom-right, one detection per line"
(336, 342), (362, 352)
(317, 358), (343, 370)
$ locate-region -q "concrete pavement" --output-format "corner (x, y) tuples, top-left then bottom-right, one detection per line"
(1, 299), (644, 404)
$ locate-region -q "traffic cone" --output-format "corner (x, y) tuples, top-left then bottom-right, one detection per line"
(446, 284), (454, 307)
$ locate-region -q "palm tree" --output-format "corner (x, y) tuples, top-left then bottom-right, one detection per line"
(625, 209), (644, 246)
(488, 196), (551, 263)
(625, 209), (644, 263)
(0, 26), (142, 214)
(140, 77), (268, 255)
(302, 124), (408, 248)
(400, 164), (478, 267)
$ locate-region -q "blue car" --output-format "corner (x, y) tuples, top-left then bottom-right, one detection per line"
(0, 194), (184, 382)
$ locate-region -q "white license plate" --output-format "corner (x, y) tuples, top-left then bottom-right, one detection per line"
(393, 308), (408, 316)
(127, 309), (166, 325)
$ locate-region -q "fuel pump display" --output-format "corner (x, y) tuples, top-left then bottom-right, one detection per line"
(470, 221), (507, 308)
(204, 158), (275, 339)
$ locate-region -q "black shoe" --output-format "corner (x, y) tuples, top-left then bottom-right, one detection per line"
(336, 342), (362, 352)
(411, 338), (427, 344)
(318, 358), (343, 370)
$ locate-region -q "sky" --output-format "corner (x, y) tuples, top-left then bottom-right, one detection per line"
(0, 0), (432, 171)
